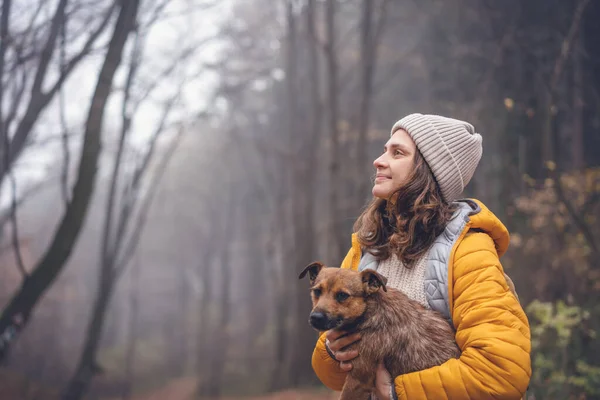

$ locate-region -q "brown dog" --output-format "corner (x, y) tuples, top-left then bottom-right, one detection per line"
(299, 261), (460, 399)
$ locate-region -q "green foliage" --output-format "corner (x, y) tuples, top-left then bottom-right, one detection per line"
(509, 168), (600, 399)
(527, 300), (600, 399)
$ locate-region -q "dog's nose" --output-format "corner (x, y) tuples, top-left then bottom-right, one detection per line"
(309, 312), (327, 330)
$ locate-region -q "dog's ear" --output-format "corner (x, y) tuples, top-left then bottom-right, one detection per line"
(361, 269), (388, 294)
(299, 261), (324, 284)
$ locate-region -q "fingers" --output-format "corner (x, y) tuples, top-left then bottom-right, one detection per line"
(339, 360), (353, 372)
(336, 349), (359, 363)
(325, 330), (360, 373)
(326, 331), (361, 353)
(325, 329), (345, 342)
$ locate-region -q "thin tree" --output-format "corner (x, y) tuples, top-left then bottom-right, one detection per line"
(355, 0), (389, 207)
(62, 15), (193, 400)
(0, 1), (125, 363)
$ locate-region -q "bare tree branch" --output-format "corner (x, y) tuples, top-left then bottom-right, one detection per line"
(550, 0), (591, 90)
(8, 171), (27, 278)
(59, 1), (71, 206)
(0, 0), (130, 363)
(547, 164), (599, 259)
(115, 126), (184, 275)
(30, 0), (69, 98)
(0, 0), (11, 187)
(1, 1), (117, 183)
(100, 25), (142, 269)
(0, 178), (53, 231)
(545, 0), (597, 262)
(4, 63), (27, 137)
(114, 94), (180, 265)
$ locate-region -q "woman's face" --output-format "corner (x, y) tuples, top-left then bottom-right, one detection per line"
(372, 129), (417, 199)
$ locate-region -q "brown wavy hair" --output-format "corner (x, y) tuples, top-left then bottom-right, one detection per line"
(353, 149), (457, 267)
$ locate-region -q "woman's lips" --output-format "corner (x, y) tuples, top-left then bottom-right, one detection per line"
(375, 175), (391, 182)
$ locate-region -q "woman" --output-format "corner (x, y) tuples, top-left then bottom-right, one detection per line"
(311, 113), (531, 399)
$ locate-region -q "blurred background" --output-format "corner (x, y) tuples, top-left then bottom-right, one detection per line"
(0, 0), (599, 399)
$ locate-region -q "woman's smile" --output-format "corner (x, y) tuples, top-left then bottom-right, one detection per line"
(375, 174), (391, 182)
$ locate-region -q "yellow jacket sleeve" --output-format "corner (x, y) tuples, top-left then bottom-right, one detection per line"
(392, 232), (532, 399)
(311, 245), (359, 390)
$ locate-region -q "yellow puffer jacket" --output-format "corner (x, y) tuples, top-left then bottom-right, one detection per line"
(311, 200), (531, 399)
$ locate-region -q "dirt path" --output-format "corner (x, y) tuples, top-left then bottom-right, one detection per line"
(116, 378), (337, 400)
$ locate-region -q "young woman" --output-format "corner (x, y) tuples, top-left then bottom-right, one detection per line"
(311, 114), (531, 399)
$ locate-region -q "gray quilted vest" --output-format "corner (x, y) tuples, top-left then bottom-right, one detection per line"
(356, 200), (481, 328)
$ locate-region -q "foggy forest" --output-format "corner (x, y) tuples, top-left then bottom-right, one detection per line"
(0, 0), (599, 399)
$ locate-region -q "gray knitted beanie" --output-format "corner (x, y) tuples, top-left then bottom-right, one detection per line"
(391, 113), (482, 203)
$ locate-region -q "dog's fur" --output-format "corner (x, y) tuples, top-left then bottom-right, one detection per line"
(300, 261), (460, 400)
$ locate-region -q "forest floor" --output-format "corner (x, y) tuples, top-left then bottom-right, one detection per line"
(0, 371), (338, 400)
(123, 377), (338, 400)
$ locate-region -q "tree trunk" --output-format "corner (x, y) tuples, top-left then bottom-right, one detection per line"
(62, 275), (116, 400)
(355, 0), (388, 209)
(356, 0), (375, 208)
(0, 0), (11, 169)
(195, 255), (213, 394)
(288, 0), (320, 386)
(175, 261), (190, 376)
(202, 201), (235, 397)
(325, 0), (345, 266)
(572, 31), (584, 170)
(269, 168), (292, 391)
(0, 0), (136, 363)
(122, 254), (140, 400)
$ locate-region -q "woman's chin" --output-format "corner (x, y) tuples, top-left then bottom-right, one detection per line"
(372, 186), (389, 199)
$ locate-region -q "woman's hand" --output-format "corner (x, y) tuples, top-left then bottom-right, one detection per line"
(374, 362), (394, 400)
(325, 329), (361, 371)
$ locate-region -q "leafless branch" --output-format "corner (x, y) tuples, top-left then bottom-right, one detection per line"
(548, 165), (599, 259)
(0, 0), (11, 175)
(30, 0), (69, 97)
(546, 0), (596, 259)
(550, 0), (591, 91)
(139, 0), (171, 33)
(45, 2), (117, 99)
(4, 64), (27, 136)
(2, 1), (117, 183)
(115, 126), (184, 275)
(0, 178), (53, 230)
(114, 92), (181, 255)
(101, 25), (142, 271)
(128, 38), (215, 113)
(26, 129), (80, 148)
(59, 2), (70, 206)
(8, 171), (27, 278)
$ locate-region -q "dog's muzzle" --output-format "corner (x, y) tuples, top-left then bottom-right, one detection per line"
(309, 311), (341, 331)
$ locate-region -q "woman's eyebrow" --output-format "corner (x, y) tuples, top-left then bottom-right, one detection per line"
(384, 143), (411, 153)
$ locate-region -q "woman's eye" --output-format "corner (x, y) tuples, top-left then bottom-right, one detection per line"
(395, 150), (403, 156)
(313, 288), (322, 298)
(335, 292), (350, 302)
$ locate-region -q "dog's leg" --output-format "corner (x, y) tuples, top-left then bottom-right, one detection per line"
(339, 375), (371, 400)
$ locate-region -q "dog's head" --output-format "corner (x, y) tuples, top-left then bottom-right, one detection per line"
(299, 261), (387, 331)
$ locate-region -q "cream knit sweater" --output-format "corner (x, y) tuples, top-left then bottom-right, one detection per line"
(376, 252), (430, 309)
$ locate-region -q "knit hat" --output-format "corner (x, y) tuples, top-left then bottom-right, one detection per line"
(391, 113), (482, 203)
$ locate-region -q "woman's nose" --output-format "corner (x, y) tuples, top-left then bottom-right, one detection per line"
(373, 155), (387, 169)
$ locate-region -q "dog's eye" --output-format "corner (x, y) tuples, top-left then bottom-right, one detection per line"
(312, 288), (322, 298)
(335, 292), (350, 302)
